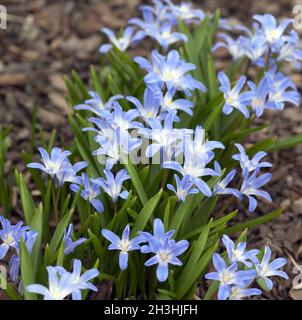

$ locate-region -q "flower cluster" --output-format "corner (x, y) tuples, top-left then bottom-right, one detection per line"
(27, 259), (99, 300)
(102, 219), (189, 282)
(27, 147), (87, 187)
(28, 148), (131, 213)
(100, 0), (205, 53)
(0, 217), (37, 283)
(205, 235), (288, 300)
(1, 0), (298, 301)
(213, 14), (301, 118)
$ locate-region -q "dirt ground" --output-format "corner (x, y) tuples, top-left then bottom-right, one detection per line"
(0, 0), (302, 300)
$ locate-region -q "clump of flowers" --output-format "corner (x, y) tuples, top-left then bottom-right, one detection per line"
(205, 235), (288, 300)
(0, 0), (299, 300)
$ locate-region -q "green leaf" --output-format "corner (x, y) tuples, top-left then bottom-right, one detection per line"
(223, 208), (283, 235)
(120, 151), (148, 206)
(175, 226), (209, 297)
(204, 281), (220, 300)
(266, 134), (302, 152)
(90, 66), (104, 99)
(56, 239), (65, 267)
(176, 241), (218, 299)
(88, 229), (104, 260)
(29, 203), (43, 275)
(247, 138), (275, 156)
(221, 124), (268, 143)
(157, 289), (177, 300)
(207, 54), (218, 100)
(5, 283), (22, 300)
(15, 171), (36, 225)
(71, 70), (90, 100)
(163, 198), (171, 231)
(43, 180), (52, 241)
(257, 277), (271, 292)
(132, 189), (163, 235)
(20, 239), (36, 300)
(49, 209), (73, 256)
(65, 76), (81, 105)
(203, 100), (223, 131)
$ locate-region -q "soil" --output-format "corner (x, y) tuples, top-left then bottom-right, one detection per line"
(0, 0), (302, 300)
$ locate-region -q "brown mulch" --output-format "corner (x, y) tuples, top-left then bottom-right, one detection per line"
(0, 0), (302, 300)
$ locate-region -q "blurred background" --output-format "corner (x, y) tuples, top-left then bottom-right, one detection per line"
(0, 0), (302, 299)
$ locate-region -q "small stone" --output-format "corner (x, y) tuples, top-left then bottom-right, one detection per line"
(280, 199), (291, 209)
(293, 198), (302, 214)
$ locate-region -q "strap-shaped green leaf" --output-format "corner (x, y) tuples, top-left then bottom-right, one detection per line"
(132, 189), (163, 235)
(20, 239), (37, 300)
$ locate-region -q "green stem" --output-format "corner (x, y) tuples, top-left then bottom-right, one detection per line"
(52, 185), (61, 225)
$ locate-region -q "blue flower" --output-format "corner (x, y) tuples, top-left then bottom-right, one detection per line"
(74, 91), (123, 118)
(218, 72), (254, 118)
(70, 173), (104, 213)
(243, 35), (268, 66)
(11, 229), (38, 282)
(126, 87), (161, 121)
(253, 14), (292, 47)
(86, 101), (142, 169)
(247, 77), (270, 117)
(99, 27), (145, 53)
(27, 147), (87, 187)
(0, 217), (38, 282)
(213, 162), (241, 198)
(101, 225), (142, 271)
(93, 169), (130, 203)
(159, 88), (194, 118)
(138, 114), (183, 160)
(163, 127), (223, 196)
(205, 253), (257, 300)
(255, 246), (288, 291)
(27, 260), (99, 300)
(275, 30), (302, 68)
(102, 101), (143, 133)
(27, 266), (75, 300)
(0, 216), (29, 259)
(64, 224), (87, 255)
(266, 71), (300, 110)
(93, 133), (141, 170)
(212, 34), (248, 61)
(134, 50), (205, 95)
(144, 236), (189, 282)
(27, 147), (70, 178)
(182, 126), (225, 162)
(139, 218), (175, 254)
(232, 143), (272, 177)
(144, 22), (187, 50)
(55, 160), (88, 187)
(240, 171), (272, 212)
(165, 1), (205, 25)
(55, 259), (99, 300)
(222, 235), (259, 267)
(129, 1), (172, 32)
(228, 286), (262, 300)
(167, 174), (199, 202)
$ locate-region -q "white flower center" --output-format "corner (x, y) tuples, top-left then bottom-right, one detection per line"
(50, 287), (67, 300)
(161, 31), (171, 40)
(119, 240), (131, 252)
(267, 30), (278, 43)
(162, 69), (178, 82)
(221, 270), (234, 284)
(252, 98), (263, 109)
(158, 250), (171, 263)
(3, 232), (14, 245)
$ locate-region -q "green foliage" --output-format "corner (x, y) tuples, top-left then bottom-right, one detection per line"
(1, 9), (301, 301)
